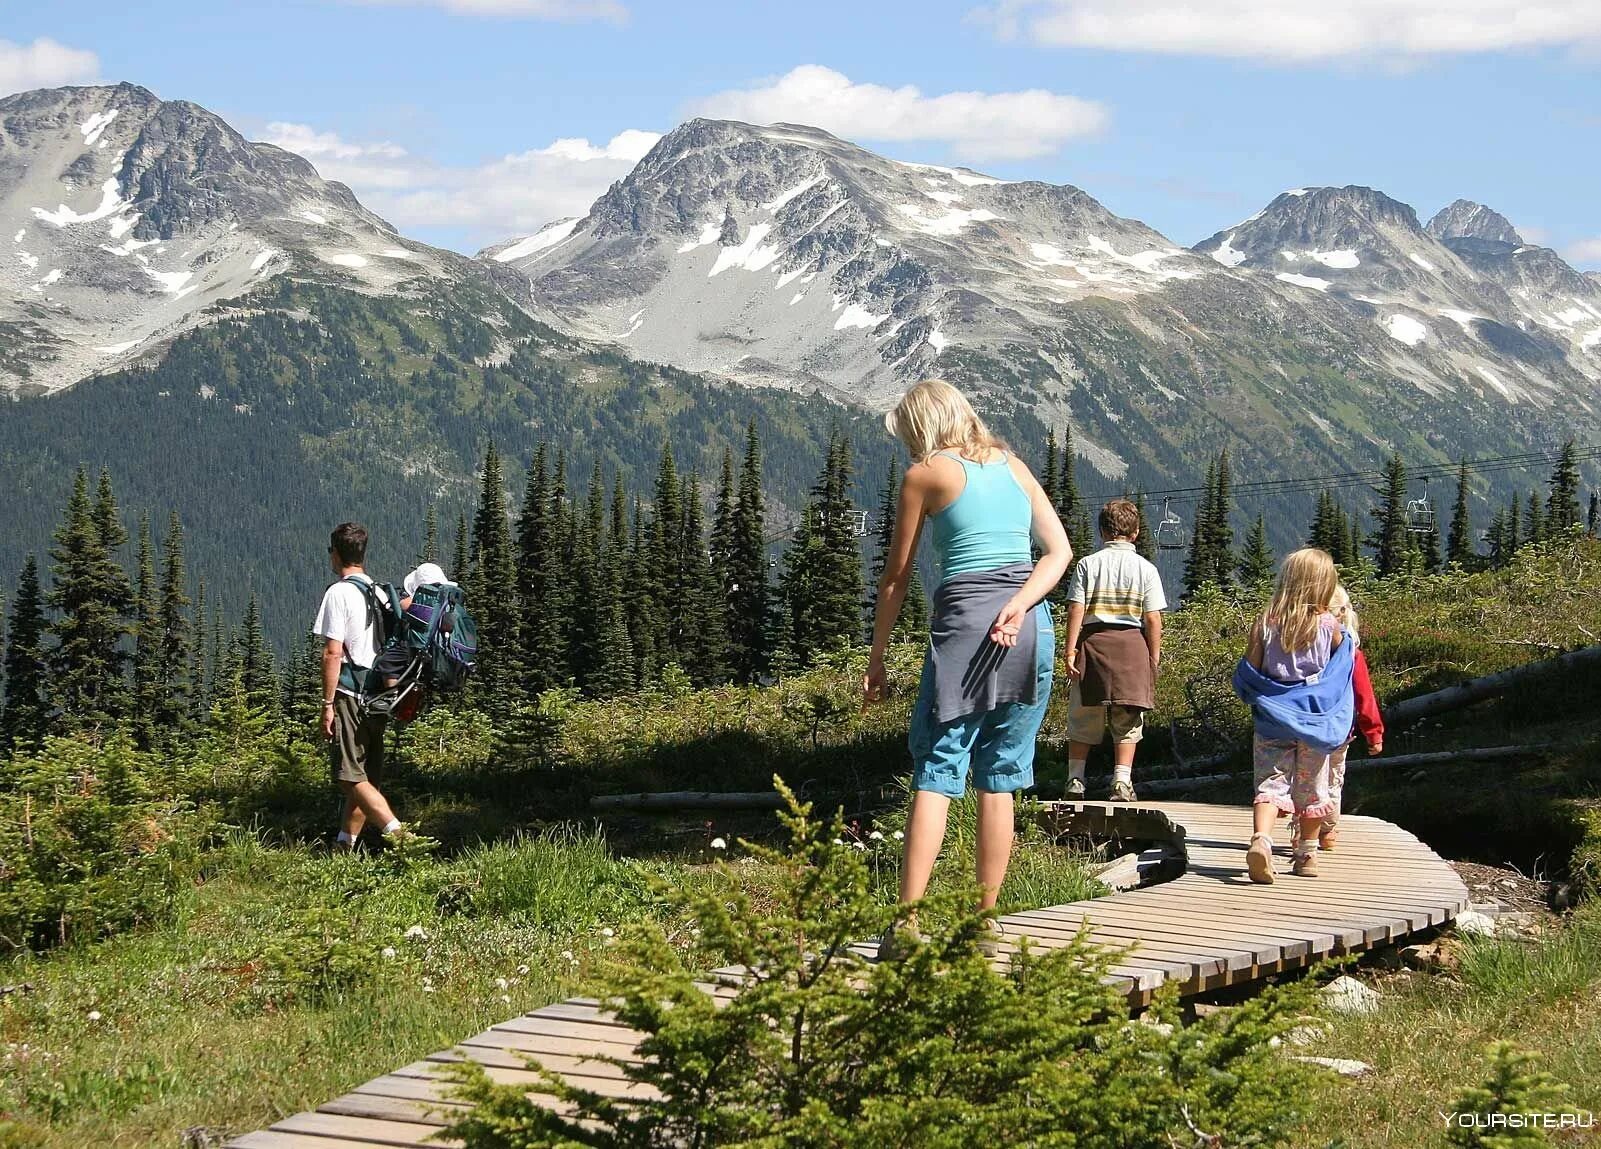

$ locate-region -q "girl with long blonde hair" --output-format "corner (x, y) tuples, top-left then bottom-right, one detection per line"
(1233, 547), (1352, 883)
(866, 379), (1072, 958)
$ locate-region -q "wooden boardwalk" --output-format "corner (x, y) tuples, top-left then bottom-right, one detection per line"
(227, 800), (1468, 1148)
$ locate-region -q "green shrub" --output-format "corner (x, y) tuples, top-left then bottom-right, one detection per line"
(1566, 804), (1601, 902)
(444, 780), (1315, 1148)
(251, 906), (387, 1007)
(1445, 1042), (1578, 1147)
(0, 736), (216, 954)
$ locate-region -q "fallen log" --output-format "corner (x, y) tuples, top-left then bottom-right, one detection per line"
(590, 791), (786, 812)
(1383, 643), (1601, 728)
(1130, 744), (1548, 797)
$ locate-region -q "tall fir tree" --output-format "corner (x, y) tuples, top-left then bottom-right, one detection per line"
(237, 594), (277, 715)
(1040, 428), (1060, 508)
(1184, 457), (1220, 596)
(644, 442), (686, 676)
(1205, 448), (1235, 586)
(1, 555), (49, 751)
(1056, 426), (1092, 564)
(131, 513), (160, 745)
(710, 448), (737, 601)
(1446, 459), (1474, 567)
(470, 442), (521, 711)
(451, 510), (470, 583)
(1524, 489), (1544, 547)
(1588, 491), (1600, 538)
(154, 511), (192, 739)
(727, 421), (770, 682)
(1546, 439), (1581, 535)
(680, 470), (730, 684)
(1308, 490), (1339, 553)
(1506, 493), (1522, 559)
(420, 503), (439, 565)
(779, 432), (863, 666)
(1368, 452), (1412, 576)
(517, 444), (572, 693)
(869, 462), (927, 640)
(191, 577), (208, 718)
(1486, 506), (1511, 567)
(48, 468), (133, 730)
(1237, 514), (1275, 585)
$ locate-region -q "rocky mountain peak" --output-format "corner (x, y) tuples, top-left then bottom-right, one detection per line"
(1426, 199), (1523, 246)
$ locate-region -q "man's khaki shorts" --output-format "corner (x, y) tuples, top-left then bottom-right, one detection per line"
(329, 693), (388, 785)
(1064, 681), (1145, 745)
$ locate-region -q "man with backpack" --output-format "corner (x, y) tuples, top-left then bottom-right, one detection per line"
(314, 522), (419, 851)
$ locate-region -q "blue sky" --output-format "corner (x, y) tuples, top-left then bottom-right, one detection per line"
(5, 0), (1599, 264)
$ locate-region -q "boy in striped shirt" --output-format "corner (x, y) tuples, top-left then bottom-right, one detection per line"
(1062, 499), (1167, 801)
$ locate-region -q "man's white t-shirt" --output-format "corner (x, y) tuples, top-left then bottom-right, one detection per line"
(313, 573), (390, 692)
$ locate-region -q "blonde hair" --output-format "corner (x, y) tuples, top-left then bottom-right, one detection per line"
(1329, 583), (1361, 645)
(1265, 548), (1339, 653)
(884, 379), (1004, 463)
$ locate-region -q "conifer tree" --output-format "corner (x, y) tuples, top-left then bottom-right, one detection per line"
(1524, 489), (1544, 546)
(452, 510), (470, 583)
(1, 555), (49, 751)
(811, 432), (866, 655)
(728, 421), (770, 682)
(1344, 506), (1363, 571)
(1588, 491), (1600, 538)
(518, 444), (571, 692)
(1486, 506), (1511, 567)
(1131, 490), (1156, 562)
(470, 443), (520, 710)
(1546, 440), (1581, 535)
(1205, 448), (1235, 586)
(1237, 514), (1275, 585)
(1506, 494), (1522, 559)
(711, 447), (737, 600)
(131, 513), (160, 745)
(1446, 459), (1473, 567)
(237, 594), (277, 716)
(48, 468), (133, 730)
(1184, 457), (1219, 597)
(154, 512), (192, 739)
(643, 443), (685, 676)
(1368, 453), (1411, 576)
(1040, 428), (1060, 508)
(869, 462), (927, 639)
(680, 471), (730, 684)
(191, 577), (208, 718)
(1057, 427), (1092, 564)
(420, 503), (439, 565)
(588, 474), (637, 697)
(1308, 491), (1338, 553)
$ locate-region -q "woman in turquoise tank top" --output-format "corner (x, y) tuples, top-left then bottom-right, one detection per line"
(865, 379), (1073, 959)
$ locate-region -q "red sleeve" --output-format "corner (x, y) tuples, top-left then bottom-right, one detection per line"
(1352, 648), (1384, 746)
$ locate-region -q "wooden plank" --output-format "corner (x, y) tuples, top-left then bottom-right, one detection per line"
(1009, 904), (1307, 963)
(1005, 912), (1255, 972)
(232, 1133), (391, 1149)
(273, 1112), (460, 1148)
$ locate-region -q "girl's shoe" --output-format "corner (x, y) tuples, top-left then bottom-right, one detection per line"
(1246, 833), (1275, 884)
(1291, 852), (1320, 878)
(1318, 818), (1339, 851)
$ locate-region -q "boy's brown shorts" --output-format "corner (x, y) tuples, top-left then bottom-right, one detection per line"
(329, 694), (388, 785)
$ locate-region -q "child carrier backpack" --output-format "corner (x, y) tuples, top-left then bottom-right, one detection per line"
(351, 579), (478, 724)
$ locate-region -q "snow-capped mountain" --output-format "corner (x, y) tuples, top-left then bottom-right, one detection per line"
(487, 124), (1599, 482)
(1196, 186), (1601, 405)
(0, 83), (503, 396)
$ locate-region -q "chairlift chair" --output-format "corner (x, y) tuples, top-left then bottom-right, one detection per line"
(1154, 497), (1185, 550)
(1405, 477), (1436, 534)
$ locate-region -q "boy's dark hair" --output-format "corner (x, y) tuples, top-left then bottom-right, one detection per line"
(1099, 499), (1141, 541)
(330, 522), (368, 567)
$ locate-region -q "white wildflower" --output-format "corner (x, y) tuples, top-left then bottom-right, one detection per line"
(516, 964), (530, 975)
(601, 927), (615, 937)
(832, 837), (844, 845)
(892, 830), (905, 841)
(869, 830), (884, 841)
(852, 841), (866, 851)
(380, 946), (397, 959)
(710, 837), (727, 850)
(500, 995), (511, 1005)
(404, 924), (427, 940)
(494, 977), (508, 990)
(87, 1010), (103, 1023)
(561, 950), (576, 962)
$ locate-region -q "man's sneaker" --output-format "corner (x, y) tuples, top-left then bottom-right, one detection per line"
(977, 915), (1006, 959)
(875, 921), (924, 963)
(1291, 852), (1320, 878)
(1108, 780), (1137, 803)
(1064, 777), (1086, 799)
(1246, 833), (1276, 884)
(331, 837), (358, 855)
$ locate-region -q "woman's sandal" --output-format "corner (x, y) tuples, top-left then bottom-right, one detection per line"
(1246, 833), (1276, 884)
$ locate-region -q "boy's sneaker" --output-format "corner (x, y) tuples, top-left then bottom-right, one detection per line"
(1246, 833), (1276, 884)
(977, 915), (1006, 959)
(875, 921), (924, 963)
(1108, 780), (1137, 803)
(1291, 852), (1320, 878)
(1064, 777), (1086, 799)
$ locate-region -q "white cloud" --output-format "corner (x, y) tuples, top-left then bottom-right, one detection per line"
(0, 38), (99, 96)
(688, 64), (1105, 162)
(1565, 237), (1601, 266)
(260, 122), (658, 248)
(974, 1), (1601, 61)
(347, 0), (627, 20)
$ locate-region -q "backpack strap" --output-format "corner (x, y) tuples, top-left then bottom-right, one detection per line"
(338, 575), (401, 695)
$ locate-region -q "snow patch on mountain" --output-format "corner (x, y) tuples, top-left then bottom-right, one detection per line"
(80, 109), (118, 146)
(1409, 252), (1436, 272)
(762, 175), (826, 212)
(1276, 272), (1331, 291)
(1209, 233), (1247, 267)
(710, 223), (782, 275)
(1383, 314), (1427, 346)
(34, 178), (128, 227)
(492, 218), (582, 263)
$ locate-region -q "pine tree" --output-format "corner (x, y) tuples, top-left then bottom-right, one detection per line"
(1524, 490), (1544, 547)
(131, 513), (160, 746)
(812, 432), (866, 656)
(1446, 459), (1473, 567)
(518, 444), (571, 693)
(1057, 427), (1092, 566)
(420, 503), (439, 565)
(1546, 439), (1581, 535)
(727, 421), (770, 682)
(587, 474), (637, 697)
(153, 512), (192, 740)
(470, 443), (520, 710)
(1486, 506), (1511, 567)
(869, 462), (927, 640)
(1308, 491), (1338, 553)
(1368, 453), (1411, 576)
(1588, 491), (1600, 538)
(191, 577), (208, 718)
(711, 447), (737, 602)
(1237, 514), (1274, 585)
(1420, 517), (1443, 571)
(1205, 448), (1235, 586)
(0, 555), (49, 751)
(48, 468), (133, 730)
(1506, 494), (1522, 558)
(1184, 458), (1219, 597)
(1040, 428), (1060, 508)
(643, 443), (685, 677)
(1131, 490), (1156, 562)
(237, 594), (277, 715)
(680, 471), (729, 684)
(452, 510), (470, 584)
(211, 601), (227, 705)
